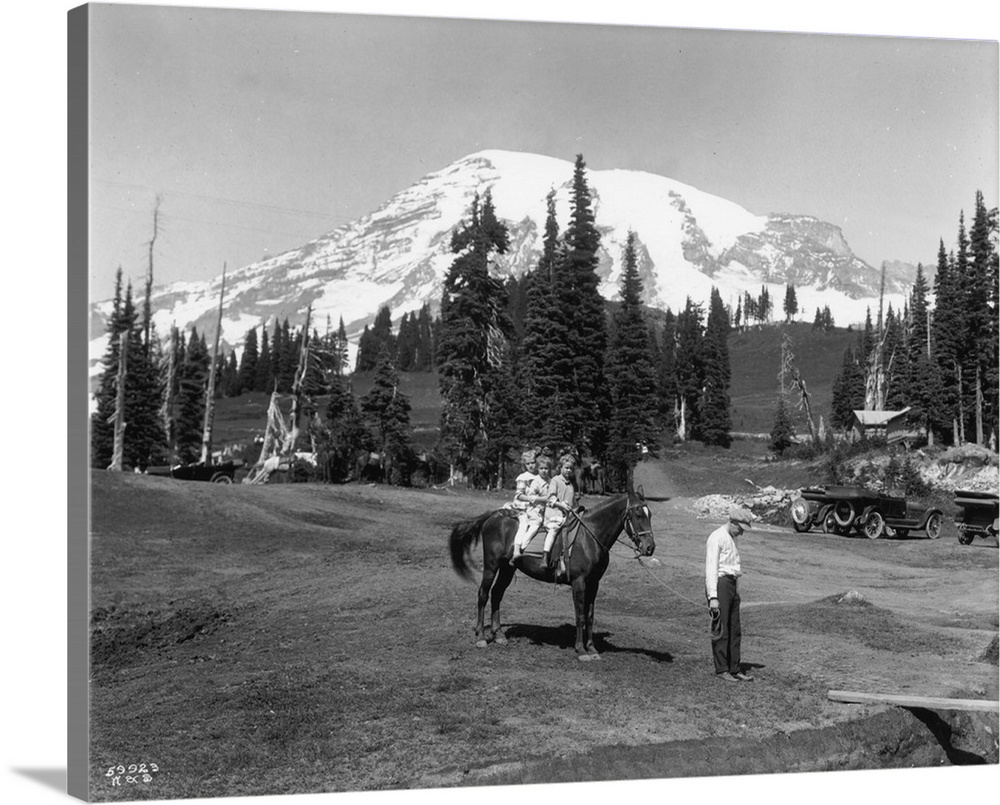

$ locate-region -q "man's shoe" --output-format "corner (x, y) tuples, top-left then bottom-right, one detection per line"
(717, 672), (740, 682)
(734, 672), (754, 682)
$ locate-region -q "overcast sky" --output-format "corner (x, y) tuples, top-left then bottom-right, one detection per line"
(86, 3), (999, 300)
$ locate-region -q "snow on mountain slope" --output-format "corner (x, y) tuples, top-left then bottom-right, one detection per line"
(89, 149), (916, 373)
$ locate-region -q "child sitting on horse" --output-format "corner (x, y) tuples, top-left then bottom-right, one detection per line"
(512, 451), (550, 559)
(541, 454), (577, 577)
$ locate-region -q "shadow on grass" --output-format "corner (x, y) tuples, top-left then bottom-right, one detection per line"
(503, 622), (674, 662)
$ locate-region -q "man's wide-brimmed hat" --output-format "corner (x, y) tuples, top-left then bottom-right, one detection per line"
(729, 506), (754, 529)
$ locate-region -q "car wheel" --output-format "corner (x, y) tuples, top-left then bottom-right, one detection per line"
(822, 511), (837, 534)
(864, 510), (885, 540)
(958, 531), (973, 545)
(924, 512), (942, 540)
(210, 472), (233, 484)
(790, 498), (811, 532)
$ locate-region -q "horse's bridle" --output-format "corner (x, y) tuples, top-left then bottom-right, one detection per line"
(621, 497), (654, 552)
(564, 493), (653, 556)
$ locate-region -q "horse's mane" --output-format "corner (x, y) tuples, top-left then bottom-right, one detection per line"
(580, 492), (630, 519)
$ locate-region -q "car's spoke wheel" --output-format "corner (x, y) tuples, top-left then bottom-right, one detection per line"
(864, 510), (885, 540)
(790, 498), (811, 532)
(924, 512), (942, 539)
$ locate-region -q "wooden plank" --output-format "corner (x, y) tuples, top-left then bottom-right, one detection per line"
(828, 690), (999, 713)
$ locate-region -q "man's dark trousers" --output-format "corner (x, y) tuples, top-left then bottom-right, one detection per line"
(711, 575), (741, 675)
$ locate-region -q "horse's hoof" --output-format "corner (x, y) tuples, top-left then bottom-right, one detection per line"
(494, 635), (508, 645)
(475, 639), (489, 649)
(577, 654), (593, 662)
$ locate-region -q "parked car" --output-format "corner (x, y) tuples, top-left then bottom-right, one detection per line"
(789, 484), (943, 540)
(145, 460), (243, 484)
(953, 490), (999, 545)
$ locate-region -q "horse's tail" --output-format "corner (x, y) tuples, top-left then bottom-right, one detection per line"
(449, 510), (495, 580)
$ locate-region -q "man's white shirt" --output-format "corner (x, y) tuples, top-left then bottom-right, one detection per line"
(705, 524), (742, 599)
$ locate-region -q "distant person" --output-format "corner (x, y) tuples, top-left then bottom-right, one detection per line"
(705, 506), (755, 682)
(541, 454), (577, 577)
(510, 450), (546, 559)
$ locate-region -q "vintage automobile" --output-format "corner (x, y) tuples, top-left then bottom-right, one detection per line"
(789, 484), (944, 540)
(145, 459), (243, 484)
(953, 489), (999, 545)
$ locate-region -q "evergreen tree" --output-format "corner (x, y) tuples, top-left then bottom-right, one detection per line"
(396, 311), (415, 371)
(322, 374), (372, 481)
(783, 284), (798, 322)
(361, 346), (413, 485)
(99, 279), (168, 470)
(519, 189), (563, 444)
(656, 308), (678, 435)
(91, 268), (128, 468)
(674, 299), (704, 440)
(604, 231), (662, 487)
(699, 287), (733, 447)
(436, 190), (511, 484)
(831, 345), (865, 430)
(552, 154), (609, 456)
(933, 236), (964, 443)
(237, 325), (259, 395)
(175, 327), (210, 464)
(967, 191), (996, 444)
(255, 327), (271, 392)
(415, 305), (433, 371)
(770, 394), (795, 455)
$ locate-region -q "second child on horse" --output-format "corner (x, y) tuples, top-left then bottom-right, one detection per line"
(511, 451), (550, 560)
(542, 454), (577, 579)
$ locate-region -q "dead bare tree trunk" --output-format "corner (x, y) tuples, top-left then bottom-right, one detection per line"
(975, 365), (984, 446)
(781, 331), (819, 447)
(159, 325), (178, 452)
(108, 331), (128, 471)
(200, 264), (226, 464)
(143, 195), (162, 350)
(956, 363), (965, 445)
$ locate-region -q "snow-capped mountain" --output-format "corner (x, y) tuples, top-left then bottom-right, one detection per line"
(89, 149), (922, 373)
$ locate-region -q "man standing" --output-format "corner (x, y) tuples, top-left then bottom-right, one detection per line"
(705, 506), (755, 682)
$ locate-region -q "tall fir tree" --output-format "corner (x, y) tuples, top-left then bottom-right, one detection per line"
(831, 345), (865, 430)
(519, 188), (563, 445)
(604, 231), (661, 488)
(361, 346), (413, 485)
(783, 284), (798, 322)
(91, 268), (128, 468)
(699, 287), (733, 447)
(436, 190), (512, 484)
(656, 308), (678, 435)
(174, 327), (210, 464)
(551, 154), (609, 456)
(237, 325), (259, 395)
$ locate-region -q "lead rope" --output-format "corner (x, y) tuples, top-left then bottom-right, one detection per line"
(613, 536), (709, 613)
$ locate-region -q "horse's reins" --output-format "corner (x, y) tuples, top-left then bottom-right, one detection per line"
(566, 500), (648, 556)
(560, 502), (708, 614)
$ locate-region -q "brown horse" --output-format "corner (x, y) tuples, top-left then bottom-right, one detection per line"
(449, 490), (655, 660)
